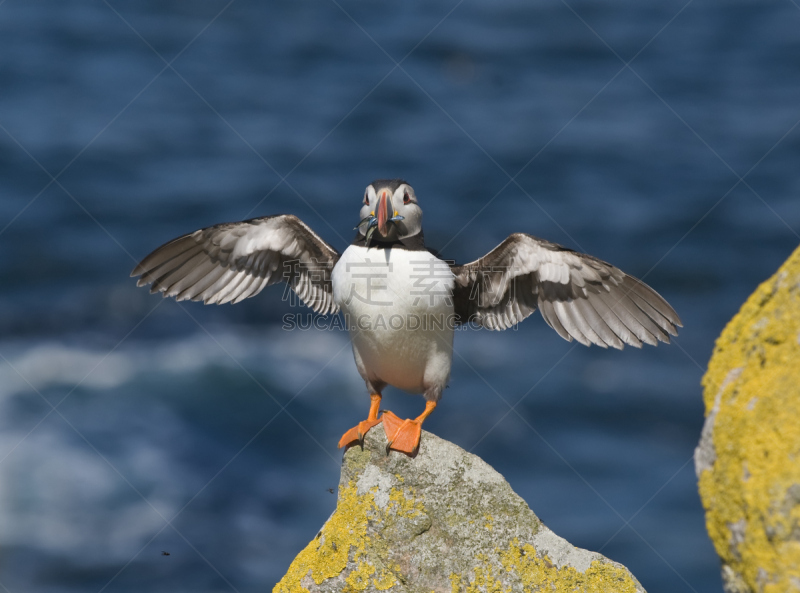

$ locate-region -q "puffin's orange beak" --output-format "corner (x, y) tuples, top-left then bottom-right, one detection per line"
(376, 190), (392, 236)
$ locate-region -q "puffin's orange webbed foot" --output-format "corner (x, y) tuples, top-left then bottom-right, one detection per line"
(382, 410), (423, 454)
(338, 393), (383, 449)
(338, 417), (383, 449)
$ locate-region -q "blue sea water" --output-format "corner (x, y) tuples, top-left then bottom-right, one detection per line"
(2, 1), (800, 591)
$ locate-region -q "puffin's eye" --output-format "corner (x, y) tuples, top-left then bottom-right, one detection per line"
(364, 193), (369, 205)
(403, 191), (411, 205)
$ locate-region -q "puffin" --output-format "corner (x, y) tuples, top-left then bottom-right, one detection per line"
(131, 179), (681, 454)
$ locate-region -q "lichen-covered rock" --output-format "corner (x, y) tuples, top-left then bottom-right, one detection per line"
(275, 428), (645, 593)
(697, 245), (800, 593)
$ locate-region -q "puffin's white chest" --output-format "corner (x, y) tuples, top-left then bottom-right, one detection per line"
(331, 245), (455, 393)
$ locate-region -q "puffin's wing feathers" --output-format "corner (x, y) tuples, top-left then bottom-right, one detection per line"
(131, 215), (340, 314)
(450, 233), (681, 348)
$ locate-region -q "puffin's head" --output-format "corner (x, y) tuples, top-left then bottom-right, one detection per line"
(357, 179), (422, 245)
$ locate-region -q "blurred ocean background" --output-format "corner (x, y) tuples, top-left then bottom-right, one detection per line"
(1, 1), (799, 591)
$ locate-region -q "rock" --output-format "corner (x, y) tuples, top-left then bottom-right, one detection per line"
(275, 427), (645, 592)
(697, 245), (800, 593)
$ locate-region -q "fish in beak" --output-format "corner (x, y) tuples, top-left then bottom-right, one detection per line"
(376, 189), (392, 236)
(354, 188), (405, 247)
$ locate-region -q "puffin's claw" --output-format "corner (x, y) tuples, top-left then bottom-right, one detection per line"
(382, 410), (422, 455)
(338, 417), (383, 449)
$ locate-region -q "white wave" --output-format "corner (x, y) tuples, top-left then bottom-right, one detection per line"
(0, 327), (363, 401)
(0, 326), (358, 570)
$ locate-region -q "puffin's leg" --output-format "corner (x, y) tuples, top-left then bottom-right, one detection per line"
(382, 401), (436, 454)
(338, 393), (383, 448)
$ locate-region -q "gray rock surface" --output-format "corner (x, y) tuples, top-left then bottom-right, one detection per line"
(275, 428), (646, 593)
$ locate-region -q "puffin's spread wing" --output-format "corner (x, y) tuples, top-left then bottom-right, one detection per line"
(131, 215), (339, 314)
(450, 233), (681, 348)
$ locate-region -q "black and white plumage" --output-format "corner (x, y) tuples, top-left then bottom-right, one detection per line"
(451, 234), (680, 347)
(132, 179), (681, 453)
(131, 214), (339, 315)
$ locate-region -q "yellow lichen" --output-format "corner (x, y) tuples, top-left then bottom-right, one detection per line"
(387, 485), (424, 518)
(700, 245), (800, 592)
(464, 554), (506, 593)
(451, 539), (638, 593)
(484, 514), (494, 531)
(344, 557), (375, 592)
(273, 483), (400, 593)
(275, 458), (641, 592)
(372, 566), (398, 591)
(501, 539), (637, 593)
